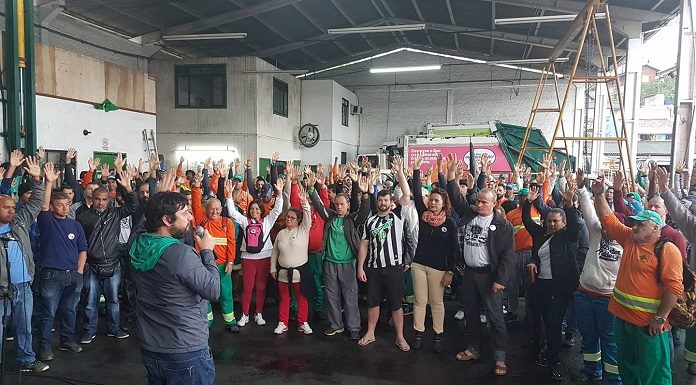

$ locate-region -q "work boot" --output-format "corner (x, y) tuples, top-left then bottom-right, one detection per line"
(412, 331), (424, 351)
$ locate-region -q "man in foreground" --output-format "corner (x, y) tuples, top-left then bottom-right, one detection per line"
(130, 191), (221, 385)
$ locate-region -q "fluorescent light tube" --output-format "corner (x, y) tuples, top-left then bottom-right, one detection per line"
(487, 58), (570, 65)
(244, 70), (308, 74)
(327, 24), (426, 34)
(370, 65), (441, 73)
(163, 33), (247, 41)
(495, 13), (606, 25)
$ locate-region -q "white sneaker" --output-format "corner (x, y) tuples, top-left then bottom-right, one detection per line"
(454, 310), (465, 320)
(254, 313), (266, 326)
(238, 314), (250, 327)
(274, 322), (288, 335)
(298, 322), (313, 335)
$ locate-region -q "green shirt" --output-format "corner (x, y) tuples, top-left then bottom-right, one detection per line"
(326, 217), (354, 263)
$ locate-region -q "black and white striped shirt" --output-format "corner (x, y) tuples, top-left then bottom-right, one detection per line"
(361, 211), (404, 268)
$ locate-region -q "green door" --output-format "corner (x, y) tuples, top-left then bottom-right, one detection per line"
(92, 151), (127, 181)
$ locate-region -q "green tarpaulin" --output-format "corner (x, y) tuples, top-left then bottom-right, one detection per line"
(494, 121), (576, 172)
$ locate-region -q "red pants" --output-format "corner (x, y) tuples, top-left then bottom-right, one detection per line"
(278, 281), (308, 325)
(241, 258), (271, 315)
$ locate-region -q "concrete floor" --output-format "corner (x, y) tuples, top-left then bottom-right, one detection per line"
(5, 299), (696, 385)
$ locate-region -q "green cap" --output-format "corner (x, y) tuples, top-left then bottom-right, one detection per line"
(629, 209), (664, 228)
(626, 192), (641, 201)
(232, 175), (244, 182)
(519, 188), (529, 196)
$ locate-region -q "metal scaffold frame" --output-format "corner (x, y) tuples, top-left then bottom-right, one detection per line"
(515, 0), (635, 187)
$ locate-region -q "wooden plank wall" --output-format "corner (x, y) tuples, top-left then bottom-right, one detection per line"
(34, 43), (156, 114)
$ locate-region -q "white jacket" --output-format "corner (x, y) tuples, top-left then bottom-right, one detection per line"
(577, 188), (623, 295)
(228, 194), (284, 260)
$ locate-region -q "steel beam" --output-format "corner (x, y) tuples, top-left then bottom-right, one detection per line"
(410, 0), (435, 48)
(444, 0), (460, 49)
(330, 0), (379, 50)
(548, 0), (600, 61)
(133, 0), (301, 44)
(670, 0), (696, 175)
(479, 0), (669, 22)
(37, 0), (64, 26)
(291, 2), (353, 58)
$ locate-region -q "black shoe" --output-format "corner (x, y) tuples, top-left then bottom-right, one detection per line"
(59, 342), (83, 353)
(412, 331), (424, 351)
(324, 327), (344, 336)
(290, 311), (298, 322)
(225, 324), (240, 333)
(535, 356), (548, 367)
(38, 347), (54, 361)
(20, 361), (49, 373)
(571, 370), (602, 381)
(432, 333), (444, 354)
(549, 365), (563, 381)
(504, 312), (518, 324)
(349, 330), (360, 340)
(314, 311), (326, 321)
(550, 366), (562, 381)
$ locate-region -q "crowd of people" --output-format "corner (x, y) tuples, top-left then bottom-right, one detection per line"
(0, 145), (694, 385)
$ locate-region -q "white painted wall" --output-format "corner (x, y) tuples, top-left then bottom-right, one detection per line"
(299, 80), (359, 165)
(308, 49), (575, 154)
(36, 95), (156, 166)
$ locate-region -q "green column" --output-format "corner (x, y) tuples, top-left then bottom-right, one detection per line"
(4, 0), (21, 152)
(22, 0), (37, 155)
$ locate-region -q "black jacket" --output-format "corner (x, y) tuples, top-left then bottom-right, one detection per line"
(77, 187), (138, 270)
(533, 195), (590, 271)
(447, 180), (515, 286)
(522, 197), (580, 297)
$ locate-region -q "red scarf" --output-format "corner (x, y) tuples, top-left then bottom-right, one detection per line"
(422, 210), (446, 227)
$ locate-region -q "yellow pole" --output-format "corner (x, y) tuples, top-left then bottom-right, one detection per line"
(17, 0), (25, 68)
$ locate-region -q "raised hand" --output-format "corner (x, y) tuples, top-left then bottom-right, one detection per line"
(591, 176), (605, 197)
(305, 170), (317, 188)
(576, 168), (586, 189)
(224, 179), (235, 196)
(481, 153), (492, 174)
(114, 152), (125, 171)
(245, 153), (254, 168)
(100, 163), (110, 179)
(36, 145), (45, 161)
(676, 160), (687, 174)
(65, 148), (77, 164)
(298, 184), (308, 205)
(358, 175), (369, 193)
(316, 166), (326, 186)
(179, 156), (185, 165)
(561, 181), (576, 205)
(527, 186), (540, 202)
(348, 164), (359, 182)
(149, 152), (159, 172)
(391, 155), (404, 174)
(10, 150), (24, 168)
(128, 164), (140, 180)
(117, 169), (133, 191)
(361, 156), (370, 170)
(157, 172), (176, 192)
(559, 159), (567, 176)
(271, 152), (280, 164)
(24, 156), (41, 179)
(138, 158), (144, 172)
(656, 167), (670, 193)
(43, 162), (60, 182)
(612, 170), (623, 191)
(274, 178), (285, 195)
(412, 154), (424, 170)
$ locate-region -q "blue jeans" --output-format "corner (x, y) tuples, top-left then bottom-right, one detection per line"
(38, 268), (83, 348)
(574, 291), (621, 384)
(0, 282), (35, 364)
(83, 263), (121, 335)
(142, 348), (215, 385)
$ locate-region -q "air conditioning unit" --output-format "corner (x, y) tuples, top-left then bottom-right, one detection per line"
(350, 105), (363, 115)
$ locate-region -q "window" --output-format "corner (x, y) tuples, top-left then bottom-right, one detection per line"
(341, 151), (347, 165)
(175, 65), (226, 108)
(341, 98), (349, 126)
(273, 78), (288, 117)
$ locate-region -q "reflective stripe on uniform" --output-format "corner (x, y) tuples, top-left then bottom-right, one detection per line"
(213, 237), (227, 246)
(512, 224), (525, 235)
(223, 312), (236, 323)
(583, 351), (601, 362)
(685, 348), (696, 363)
(612, 288), (661, 313)
(207, 311), (214, 321)
(603, 362), (620, 374)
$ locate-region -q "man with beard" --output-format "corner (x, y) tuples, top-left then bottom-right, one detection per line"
(130, 192), (220, 385)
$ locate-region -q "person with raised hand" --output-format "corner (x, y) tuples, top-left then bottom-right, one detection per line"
(404, 154), (459, 354)
(446, 153), (514, 377)
(37, 162), (88, 363)
(308, 167), (371, 341)
(0, 151), (49, 373)
(226, 178), (284, 327)
(593, 175), (681, 385)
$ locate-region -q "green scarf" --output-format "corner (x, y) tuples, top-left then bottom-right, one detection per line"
(129, 233), (180, 272)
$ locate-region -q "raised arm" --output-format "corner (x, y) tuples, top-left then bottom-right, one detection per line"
(392, 155), (411, 207)
(521, 189), (545, 239)
(446, 154), (471, 218)
(42, 162), (60, 211)
(658, 167), (696, 248)
(19, 156), (45, 222)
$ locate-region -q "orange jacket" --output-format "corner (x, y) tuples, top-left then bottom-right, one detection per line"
(600, 214), (684, 328)
(506, 205), (540, 252)
(192, 186), (236, 265)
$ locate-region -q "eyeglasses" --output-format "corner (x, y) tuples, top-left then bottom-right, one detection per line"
(286, 216), (299, 221)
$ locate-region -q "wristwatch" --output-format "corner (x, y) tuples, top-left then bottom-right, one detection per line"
(654, 315), (666, 325)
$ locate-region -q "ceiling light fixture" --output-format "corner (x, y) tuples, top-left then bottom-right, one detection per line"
(162, 33), (247, 41)
(495, 13), (606, 25)
(486, 58), (570, 65)
(244, 69), (309, 74)
(327, 24), (426, 34)
(370, 65), (441, 73)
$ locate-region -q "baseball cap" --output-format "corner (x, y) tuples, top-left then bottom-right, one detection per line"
(626, 192), (640, 201)
(505, 183), (515, 190)
(232, 175), (244, 182)
(107, 175), (117, 181)
(519, 188), (529, 196)
(629, 210), (664, 228)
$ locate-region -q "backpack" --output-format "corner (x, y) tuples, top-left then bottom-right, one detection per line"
(655, 237), (696, 328)
(245, 221), (270, 254)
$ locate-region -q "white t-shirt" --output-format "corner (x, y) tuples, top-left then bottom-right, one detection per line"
(538, 237), (553, 279)
(462, 214), (493, 268)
